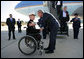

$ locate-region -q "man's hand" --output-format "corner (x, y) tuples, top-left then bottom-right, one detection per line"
(40, 27), (44, 31)
(74, 19), (78, 21)
(29, 23), (36, 26)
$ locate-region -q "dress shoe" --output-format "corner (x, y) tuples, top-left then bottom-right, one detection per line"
(74, 38), (78, 39)
(45, 50), (54, 54)
(44, 48), (50, 50)
(13, 38), (16, 40)
(8, 39), (10, 41)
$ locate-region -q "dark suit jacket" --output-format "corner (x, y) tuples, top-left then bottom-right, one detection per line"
(59, 10), (70, 22)
(70, 18), (81, 28)
(27, 20), (40, 34)
(17, 21), (22, 27)
(38, 13), (59, 31)
(6, 18), (15, 30)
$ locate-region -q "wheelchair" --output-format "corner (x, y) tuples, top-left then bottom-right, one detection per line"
(18, 27), (44, 55)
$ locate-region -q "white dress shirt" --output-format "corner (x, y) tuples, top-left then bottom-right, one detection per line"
(10, 18), (13, 21)
(18, 20), (20, 23)
(63, 11), (67, 17)
(57, 1), (61, 5)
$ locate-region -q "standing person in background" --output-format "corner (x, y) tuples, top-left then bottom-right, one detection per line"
(59, 6), (70, 32)
(56, 1), (62, 16)
(70, 13), (81, 39)
(6, 14), (16, 40)
(17, 19), (22, 33)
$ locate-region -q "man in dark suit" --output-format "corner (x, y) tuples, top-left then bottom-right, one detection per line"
(55, 1), (63, 16)
(17, 19), (22, 33)
(6, 14), (16, 40)
(59, 6), (70, 32)
(38, 18), (49, 39)
(37, 10), (60, 53)
(70, 13), (81, 39)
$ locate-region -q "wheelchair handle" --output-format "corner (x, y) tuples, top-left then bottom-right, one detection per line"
(24, 27), (28, 29)
(28, 33), (40, 36)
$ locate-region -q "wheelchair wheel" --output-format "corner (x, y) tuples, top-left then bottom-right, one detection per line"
(18, 35), (37, 55)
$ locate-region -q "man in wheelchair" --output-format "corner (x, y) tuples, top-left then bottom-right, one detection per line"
(26, 13), (41, 42)
(18, 14), (42, 55)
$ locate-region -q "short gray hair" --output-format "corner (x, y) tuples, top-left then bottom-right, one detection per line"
(64, 6), (67, 8)
(38, 10), (43, 13)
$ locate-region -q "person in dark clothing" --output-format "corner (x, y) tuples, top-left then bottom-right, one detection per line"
(55, 1), (62, 16)
(6, 14), (16, 40)
(59, 6), (70, 32)
(26, 13), (41, 42)
(37, 10), (60, 54)
(38, 18), (49, 39)
(70, 13), (81, 39)
(42, 28), (49, 39)
(17, 19), (22, 33)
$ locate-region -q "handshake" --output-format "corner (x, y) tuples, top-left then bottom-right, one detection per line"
(29, 22), (36, 26)
(40, 27), (44, 31)
(29, 22), (44, 31)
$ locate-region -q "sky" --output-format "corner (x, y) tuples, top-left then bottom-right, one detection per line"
(1, 1), (31, 22)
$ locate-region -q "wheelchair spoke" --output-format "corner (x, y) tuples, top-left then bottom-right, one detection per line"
(18, 36), (37, 55)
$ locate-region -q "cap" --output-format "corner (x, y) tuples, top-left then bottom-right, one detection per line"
(29, 12), (36, 16)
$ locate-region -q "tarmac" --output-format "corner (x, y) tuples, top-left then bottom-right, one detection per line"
(1, 24), (83, 58)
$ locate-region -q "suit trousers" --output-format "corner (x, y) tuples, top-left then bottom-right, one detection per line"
(48, 26), (58, 51)
(8, 29), (15, 39)
(18, 26), (21, 32)
(73, 28), (79, 39)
